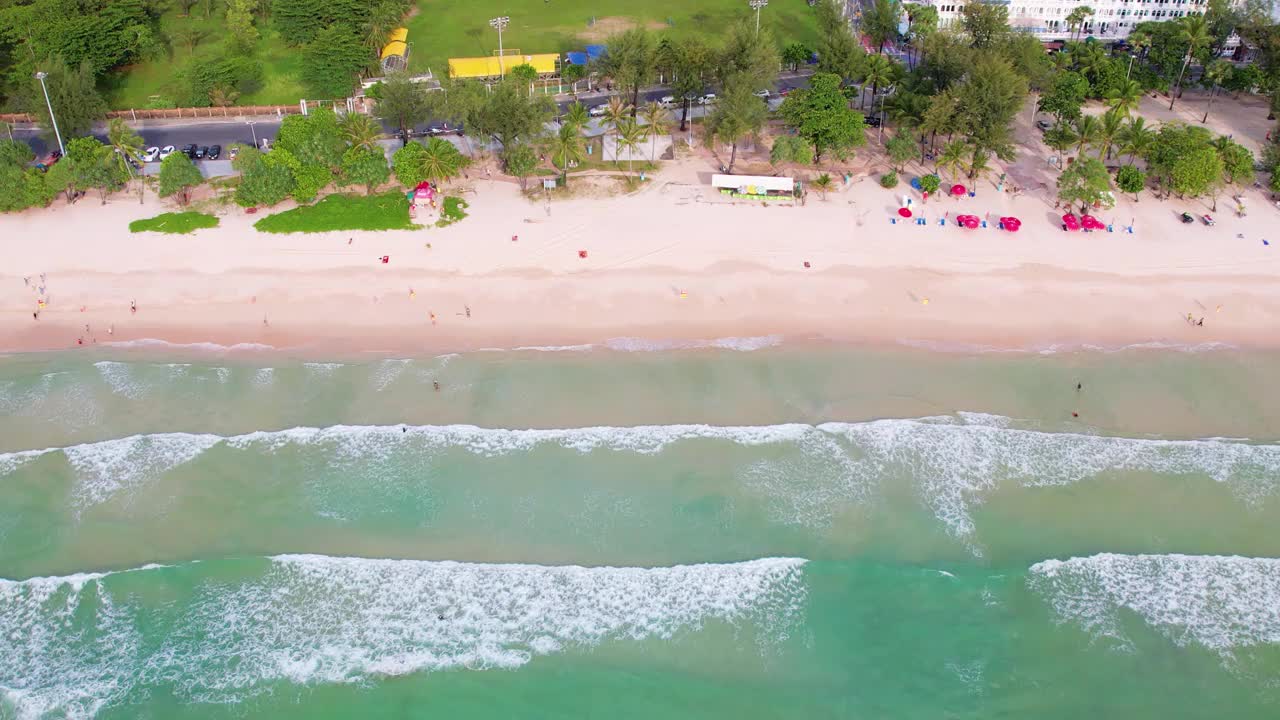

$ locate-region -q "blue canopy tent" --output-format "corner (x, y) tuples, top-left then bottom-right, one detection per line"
(585, 44), (605, 61)
(565, 51), (589, 65)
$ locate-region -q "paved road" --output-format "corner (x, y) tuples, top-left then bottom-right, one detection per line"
(11, 74), (814, 167)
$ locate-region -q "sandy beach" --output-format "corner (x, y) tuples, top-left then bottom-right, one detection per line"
(4, 135), (1280, 356)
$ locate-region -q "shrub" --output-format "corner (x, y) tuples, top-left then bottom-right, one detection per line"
(129, 211), (220, 234)
(437, 196), (469, 227)
(254, 192), (419, 233)
(879, 170), (899, 188)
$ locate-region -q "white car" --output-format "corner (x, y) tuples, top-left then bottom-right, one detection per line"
(753, 89), (772, 99)
(588, 104), (608, 117)
(659, 95), (675, 106)
(142, 146), (160, 162)
(158, 145), (175, 159)
(699, 94), (717, 104)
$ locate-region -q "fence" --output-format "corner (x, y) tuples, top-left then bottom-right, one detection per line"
(0, 104), (303, 125)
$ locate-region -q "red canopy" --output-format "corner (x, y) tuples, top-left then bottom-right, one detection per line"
(951, 184), (966, 196)
(962, 215), (980, 229)
(1062, 213), (1080, 231)
(1002, 217), (1021, 232)
(1081, 214), (1103, 229)
(898, 207), (913, 218)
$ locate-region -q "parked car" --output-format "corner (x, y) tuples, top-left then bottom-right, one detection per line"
(229, 145), (240, 161)
(159, 145), (176, 159)
(195, 146), (209, 159)
(260, 138), (271, 151)
(1035, 119), (1053, 131)
(699, 93), (717, 104)
(35, 150), (61, 171)
(753, 89), (772, 99)
(1179, 211), (1195, 224)
(865, 116), (882, 128)
(181, 144), (198, 158)
(207, 145), (221, 160)
(1202, 214), (1215, 226)
(142, 146), (160, 162)
(659, 95), (676, 106)
(588, 104), (608, 117)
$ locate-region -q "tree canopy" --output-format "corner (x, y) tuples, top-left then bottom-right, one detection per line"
(779, 73), (868, 161)
(1057, 156), (1113, 209)
(158, 152), (204, 206)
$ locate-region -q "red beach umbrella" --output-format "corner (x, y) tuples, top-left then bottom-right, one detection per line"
(951, 184), (966, 196)
(1062, 214), (1080, 231)
(1004, 217), (1021, 232)
(1081, 214), (1099, 229)
(962, 215), (980, 229)
(898, 207), (913, 218)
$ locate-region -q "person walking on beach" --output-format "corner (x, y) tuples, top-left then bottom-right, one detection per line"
(131, 300), (137, 314)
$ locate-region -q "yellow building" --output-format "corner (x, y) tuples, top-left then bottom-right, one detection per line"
(447, 53), (558, 79)
(380, 28), (409, 73)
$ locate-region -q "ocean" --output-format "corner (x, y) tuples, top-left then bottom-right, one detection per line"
(2, 342), (1279, 719)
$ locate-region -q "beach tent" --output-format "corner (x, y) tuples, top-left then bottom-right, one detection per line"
(565, 51), (589, 65)
(712, 174), (794, 194)
(586, 44), (606, 61)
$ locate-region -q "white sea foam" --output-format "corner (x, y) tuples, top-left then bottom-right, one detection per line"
(2, 416), (1277, 532)
(93, 361), (145, 400)
(0, 555), (806, 717)
(302, 362), (343, 377)
(252, 367), (275, 386)
(603, 335), (783, 352)
(371, 359), (412, 391)
(99, 339), (275, 353)
(1029, 553), (1280, 657)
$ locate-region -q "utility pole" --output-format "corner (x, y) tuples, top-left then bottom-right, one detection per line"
(749, 0), (768, 36)
(246, 120), (259, 149)
(34, 71), (64, 156)
(490, 16), (510, 76)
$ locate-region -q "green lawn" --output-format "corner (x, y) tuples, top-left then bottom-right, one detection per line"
(128, 211), (220, 234)
(405, 0), (819, 80)
(436, 196), (469, 227)
(254, 192), (421, 233)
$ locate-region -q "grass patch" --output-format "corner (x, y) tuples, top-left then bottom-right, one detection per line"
(254, 192), (421, 233)
(129, 211), (220, 234)
(436, 196), (469, 227)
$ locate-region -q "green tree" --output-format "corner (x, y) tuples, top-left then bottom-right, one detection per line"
(225, 0), (260, 56)
(640, 101), (671, 163)
(340, 113), (383, 151)
(601, 96), (631, 162)
(503, 143), (538, 191)
(863, 0), (902, 54)
(859, 54), (898, 112)
(1169, 14), (1212, 111)
(919, 90), (959, 153)
(615, 118), (646, 171)
(1104, 78), (1143, 118)
(375, 72), (432, 145)
(546, 123), (586, 184)
(29, 58), (107, 146)
(1057, 156), (1113, 210)
(779, 72), (868, 161)
(886, 133), (915, 172)
(1074, 114), (1100, 156)
(782, 43), (812, 72)
(719, 21), (781, 92)
(1200, 59), (1233, 123)
(770, 135), (814, 166)
(106, 118), (146, 203)
(919, 172), (941, 196)
(339, 146), (390, 194)
(1065, 6), (1095, 42)
(562, 63), (587, 93)
(815, 0), (864, 84)
(1213, 136), (1254, 186)
(275, 107), (346, 171)
(158, 151), (203, 205)
(563, 101), (590, 133)
(1170, 147), (1224, 207)
(601, 28), (656, 116)
(812, 172), (834, 199)
(671, 38), (713, 131)
(65, 136), (124, 204)
(391, 137), (468, 186)
(960, 2), (1009, 50)
(1115, 164), (1146, 200)
(301, 23), (368, 99)
(264, 146), (331, 202)
(0, 140), (35, 167)
(235, 149), (295, 207)
(1038, 71), (1090, 124)
(1096, 109), (1124, 161)
(470, 80), (555, 159)
(509, 63), (539, 92)
(1147, 122), (1214, 191)
(952, 57), (1027, 172)
(1118, 116), (1154, 165)
(936, 140), (967, 182)
(706, 77), (767, 173)
(1044, 122), (1079, 162)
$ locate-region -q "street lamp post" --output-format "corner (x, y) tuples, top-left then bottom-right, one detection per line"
(1126, 54), (1135, 81)
(246, 120), (259, 149)
(34, 71), (64, 156)
(749, 0), (769, 36)
(490, 16), (510, 76)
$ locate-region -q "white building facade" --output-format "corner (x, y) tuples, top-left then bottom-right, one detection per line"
(929, 0), (1211, 42)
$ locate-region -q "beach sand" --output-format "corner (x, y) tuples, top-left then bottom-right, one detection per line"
(3, 148), (1278, 356)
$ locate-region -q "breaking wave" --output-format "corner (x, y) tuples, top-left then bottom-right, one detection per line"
(0, 555), (806, 719)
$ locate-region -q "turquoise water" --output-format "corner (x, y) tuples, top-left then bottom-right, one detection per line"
(2, 345), (1279, 719)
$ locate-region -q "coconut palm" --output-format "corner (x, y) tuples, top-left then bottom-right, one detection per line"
(1043, 122), (1078, 162)
(639, 101), (671, 163)
(1065, 6), (1094, 42)
(106, 117), (146, 204)
(1096, 109), (1124, 161)
(859, 54), (895, 112)
(420, 137), (468, 184)
(1105, 79), (1143, 118)
(1128, 30), (1152, 62)
(1169, 14), (1211, 111)
(1074, 114), (1100, 157)
(547, 123), (585, 184)
(812, 173), (834, 200)
(615, 118), (646, 172)
(1201, 59), (1232, 123)
(936, 140), (966, 183)
(965, 146), (992, 182)
(1117, 116), (1154, 165)
(1072, 41), (1107, 80)
(340, 113), (383, 151)
(562, 101), (590, 133)
(602, 96), (631, 162)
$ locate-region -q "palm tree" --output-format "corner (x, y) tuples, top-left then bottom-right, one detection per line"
(562, 101), (590, 133)
(812, 173), (834, 200)
(1169, 14), (1211, 111)
(1073, 42), (1107, 81)
(965, 146), (992, 182)
(1117, 116), (1154, 165)
(639, 101), (671, 163)
(1096, 109), (1124, 161)
(1128, 30), (1152, 62)
(420, 137), (467, 184)
(602, 96), (630, 162)
(1201, 60), (1232, 123)
(1065, 6), (1094, 42)
(547, 123), (585, 184)
(859, 54), (895, 112)
(106, 118), (146, 204)
(1074, 114), (1100, 157)
(1105, 79), (1143, 118)
(1044, 122), (1079, 163)
(340, 113), (383, 151)
(936, 140), (966, 183)
(615, 118), (646, 172)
